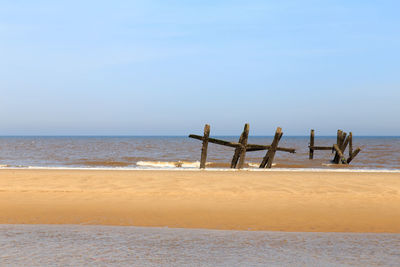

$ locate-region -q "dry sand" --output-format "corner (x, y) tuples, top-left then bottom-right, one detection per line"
(0, 169), (399, 233)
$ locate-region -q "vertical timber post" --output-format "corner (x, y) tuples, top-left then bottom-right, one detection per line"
(200, 124), (210, 169)
(237, 123), (250, 169)
(309, 129), (315, 159)
(349, 132), (353, 156)
(334, 130), (345, 163)
(337, 130), (342, 146)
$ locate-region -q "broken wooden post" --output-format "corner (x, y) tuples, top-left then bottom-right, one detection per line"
(309, 129), (315, 159)
(200, 124), (210, 169)
(260, 127), (282, 168)
(334, 131), (347, 163)
(333, 144), (347, 164)
(309, 129), (361, 165)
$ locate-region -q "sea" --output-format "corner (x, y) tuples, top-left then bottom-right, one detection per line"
(0, 136), (399, 170)
(1, 136), (400, 266)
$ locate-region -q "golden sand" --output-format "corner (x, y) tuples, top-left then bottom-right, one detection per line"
(0, 169), (399, 232)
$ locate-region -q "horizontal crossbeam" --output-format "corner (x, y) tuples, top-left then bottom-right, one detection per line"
(189, 134), (295, 153)
(309, 146), (333, 151)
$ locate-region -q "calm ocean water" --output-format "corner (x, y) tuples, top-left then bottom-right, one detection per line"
(1, 225), (399, 266)
(0, 136), (399, 170)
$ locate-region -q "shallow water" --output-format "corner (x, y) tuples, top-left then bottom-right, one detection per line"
(0, 136), (399, 170)
(0, 224), (399, 266)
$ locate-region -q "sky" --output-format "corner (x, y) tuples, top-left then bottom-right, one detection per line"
(0, 0), (399, 135)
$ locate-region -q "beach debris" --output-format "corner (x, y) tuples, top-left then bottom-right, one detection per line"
(308, 129), (361, 164)
(189, 124), (296, 169)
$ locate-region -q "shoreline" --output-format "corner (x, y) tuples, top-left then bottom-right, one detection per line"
(1, 169), (400, 233)
(1, 166), (400, 173)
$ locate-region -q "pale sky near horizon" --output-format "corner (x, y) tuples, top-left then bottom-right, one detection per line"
(1, 1), (399, 136)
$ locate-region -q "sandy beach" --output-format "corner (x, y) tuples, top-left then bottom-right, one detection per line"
(0, 169), (399, 233)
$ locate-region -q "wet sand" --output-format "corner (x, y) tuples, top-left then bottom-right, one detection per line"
(2, 225), (399, 266)
(0, 169), (399, 232)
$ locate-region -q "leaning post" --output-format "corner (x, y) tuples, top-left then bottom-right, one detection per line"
(200, 124), (210, 169)
(260, 127), (282, 168)
(333, 144), (347, 164)
(231, 129), (246, 168)
(347, 148), (361, 164)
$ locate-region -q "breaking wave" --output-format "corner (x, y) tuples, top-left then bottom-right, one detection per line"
(136, 161), (201, 168)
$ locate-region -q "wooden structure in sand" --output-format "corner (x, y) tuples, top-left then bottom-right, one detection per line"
(189, 124), (296, 169)
(308, 129), (361, 164)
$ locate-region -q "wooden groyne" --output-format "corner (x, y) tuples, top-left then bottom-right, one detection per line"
(308, 129), (361, 164)
(189, 124), (296, 169)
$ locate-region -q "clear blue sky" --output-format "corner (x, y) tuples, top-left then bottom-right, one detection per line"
(1, 0), (399, 135)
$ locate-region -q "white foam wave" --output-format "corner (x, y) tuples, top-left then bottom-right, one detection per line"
(248, 163), (276, 168)
(0, 164), (399, 173)
(136, 161), (200, 168)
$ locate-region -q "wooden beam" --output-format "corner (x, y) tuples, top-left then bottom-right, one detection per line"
(309, 129), (315, 159)
(333, 144), (347, 164)
(189, 135), (295, 153)
(347, 148), (361, 164)
(309, 146), (334, 150)
(275, 147), (296, 153)
(200, 124), (210, 169)
(189, 135), (241, 148)
(237, 123), (250, 169)
(260, 127), (282, 168)
(246, 146), (295, 153)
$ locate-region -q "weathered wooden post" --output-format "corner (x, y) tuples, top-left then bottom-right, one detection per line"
(309, 129), (361, 165)
(349, 132), (353, 156)
(309, 129), (315, 159)
(200, 124), (210, 169)
(333, 144), (347, 164)
(337, 130), (342, 145)
(237, 124), (250, 169)
(340, 135), (350, 154)
(347, 148), (361, 164)
(334, 130), (347, 163)
(231, 129), (245, 168)
(231, 123), (250, 169)
(260, 127), (282, 168)
(190, 125), (295, 169)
